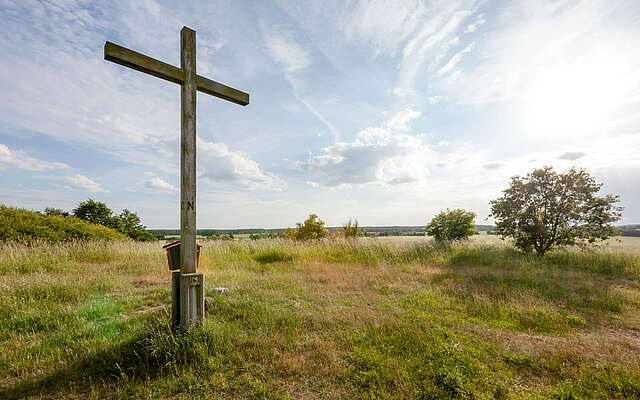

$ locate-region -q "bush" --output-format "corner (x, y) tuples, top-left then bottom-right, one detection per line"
(343, 219), (363, 238)
(287, 214), (330, 240)
(425, 209), (476, 241)
(0, 205), (128, 243)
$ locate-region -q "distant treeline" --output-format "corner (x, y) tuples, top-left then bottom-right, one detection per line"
(150, 224), (640, 239)
(618, 225), (640, 237)
(150, 224), (498, 238)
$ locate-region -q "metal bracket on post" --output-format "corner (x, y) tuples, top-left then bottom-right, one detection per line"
(179, 272), (204, 330)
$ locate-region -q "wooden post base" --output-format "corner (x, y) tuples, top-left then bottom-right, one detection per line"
(171, 271), (204, 330)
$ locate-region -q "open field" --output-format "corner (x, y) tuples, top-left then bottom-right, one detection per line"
(401, 235), (640, 254)
(1, 238), (640, 399)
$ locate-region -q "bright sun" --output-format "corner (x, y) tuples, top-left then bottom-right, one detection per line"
(518, 46), (632, 142)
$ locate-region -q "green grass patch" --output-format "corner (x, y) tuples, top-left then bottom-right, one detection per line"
(77, 293), (124, 340)
(253, 249), (294, 264)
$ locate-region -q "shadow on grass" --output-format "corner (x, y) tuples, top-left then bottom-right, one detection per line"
(0, 314), (218, 399)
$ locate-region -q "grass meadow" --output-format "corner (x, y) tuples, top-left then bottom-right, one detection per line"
(1, 237), (640, 399)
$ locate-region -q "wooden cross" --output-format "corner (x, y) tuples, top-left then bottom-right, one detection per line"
(104, 27), (249, 330)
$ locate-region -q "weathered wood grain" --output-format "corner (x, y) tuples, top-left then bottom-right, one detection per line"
(180, 26), (197, 279)
(104, 41), (184, 84)
(196, 75), (249, 105)
(104, 41), (249, 105)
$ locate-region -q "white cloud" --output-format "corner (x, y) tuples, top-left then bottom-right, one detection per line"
(296, 109), (431, 187)
(265, 34), (310, 73)
(386, 109), (421, 131)
(144, 177), (178, 192)
(392, 87), (418, 100)
(0, 144), (69, 171)
(64, 174), (109, 193)
(341, 0), (427, 55)
(396, 5), (475, 93)
(197, 138), (283, 190)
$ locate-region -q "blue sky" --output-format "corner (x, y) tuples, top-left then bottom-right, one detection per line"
(1, 0), (640, 229)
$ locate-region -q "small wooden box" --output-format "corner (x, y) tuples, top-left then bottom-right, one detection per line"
(162, 240), (201, 270)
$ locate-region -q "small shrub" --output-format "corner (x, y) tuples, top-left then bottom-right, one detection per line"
(425, 209), (476, 241)
(343, 219), (363, 238)
(288, 214), (329, 240)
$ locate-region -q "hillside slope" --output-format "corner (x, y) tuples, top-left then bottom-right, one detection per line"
(0, 205), (128, 243)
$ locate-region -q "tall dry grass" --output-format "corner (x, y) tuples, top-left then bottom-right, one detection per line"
(0, 237), (639, 399)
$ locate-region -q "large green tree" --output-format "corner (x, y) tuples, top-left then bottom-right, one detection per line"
(73, 199), (155, 241)
(73, 199), (112, 226)
(489, 167), (622, 255)
(112, 209), (155, 241)
(425, 209), (476, 241)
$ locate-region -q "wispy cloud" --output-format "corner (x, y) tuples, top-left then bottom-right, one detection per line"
(265, 34), (310, 73)
(340, 0), (427, 56)
(464, 13), (486, 33)
(0, 144), (68, 171)
(435, 42), (474, 77)
(396, 4), (476, 95)
(262, 27), (341, 140)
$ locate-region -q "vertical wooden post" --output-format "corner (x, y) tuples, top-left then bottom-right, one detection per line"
(180, 27), (196, 275)
(179, 27), (203, 330)
(104, 26), (249, 333)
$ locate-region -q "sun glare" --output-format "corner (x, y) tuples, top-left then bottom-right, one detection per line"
(518, 47), (631, 142)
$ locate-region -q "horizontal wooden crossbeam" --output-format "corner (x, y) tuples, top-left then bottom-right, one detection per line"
(104, 41), (249, 106)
